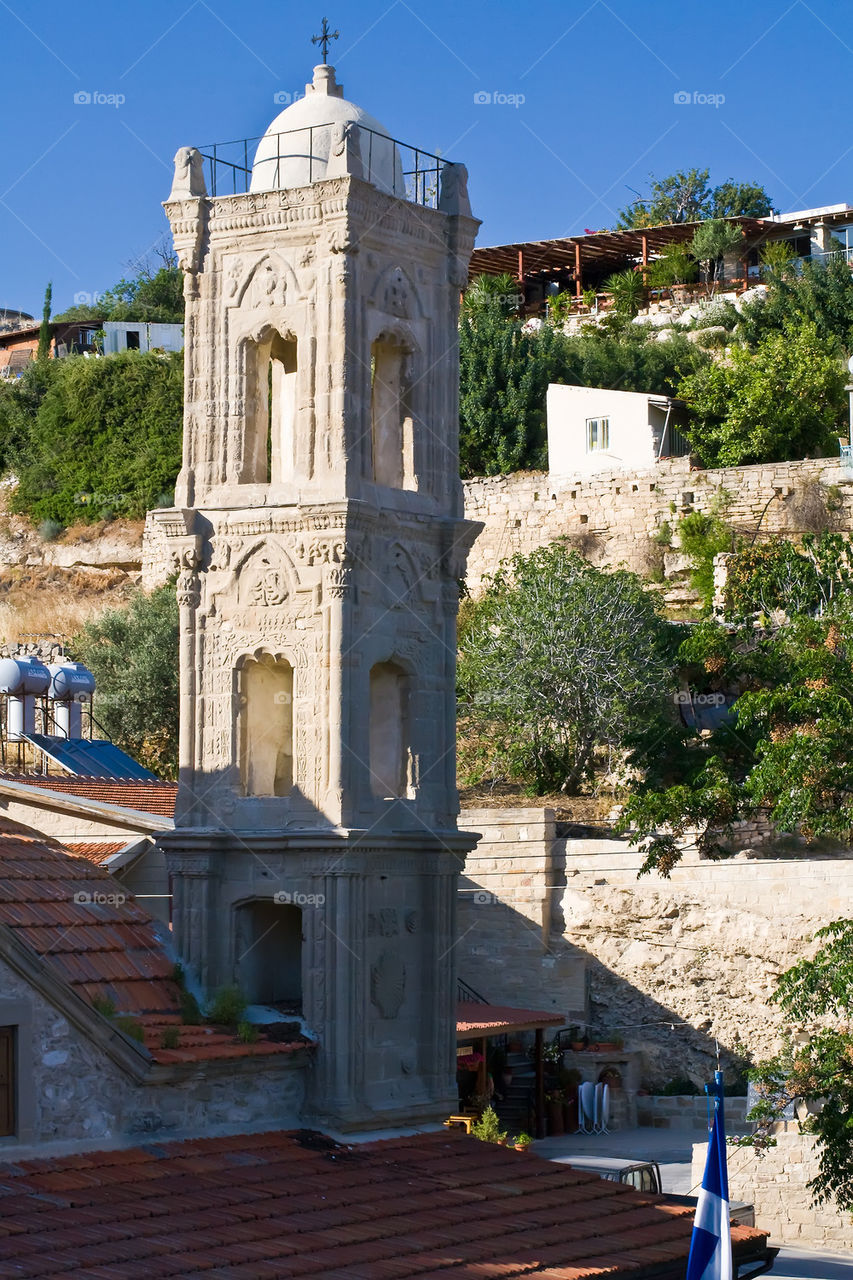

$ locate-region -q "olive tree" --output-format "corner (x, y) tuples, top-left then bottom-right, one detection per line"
(457, 545), (675, 794)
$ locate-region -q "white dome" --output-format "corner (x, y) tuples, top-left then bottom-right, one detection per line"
(250, 65), (405, 196)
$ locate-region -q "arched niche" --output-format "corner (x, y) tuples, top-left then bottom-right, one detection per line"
(370, 333), (416, 490)
(368, 660), (410, 798)
(237, 652), (293, 796)
(240, 329), (297, 484)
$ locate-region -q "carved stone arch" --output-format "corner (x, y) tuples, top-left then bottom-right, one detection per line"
(234, 647), (295, 798)
(370, 263), (423, 321)
(369, 327), (418, 490)
(233, 538), (299, 608)
(232, 252), (300, 311)
(372, 320), (418, 356)
(237, 316), (299, 348)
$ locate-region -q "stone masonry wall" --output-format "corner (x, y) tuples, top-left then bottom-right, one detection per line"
(561, 836), (853, 1087)
(143, 456), (853, 596)
(692, 1129), (852, 1247)
(457, 808), (585, 1019)
(461, 456), (853, 595)
(458, 809), (853, 1095)
(0, 957), (306, 1153)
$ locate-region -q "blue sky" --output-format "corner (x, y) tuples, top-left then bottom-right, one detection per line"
(2, 0), (851, 316)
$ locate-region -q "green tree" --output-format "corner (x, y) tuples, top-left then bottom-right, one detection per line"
(710, 180), (773, 219)
(617, 168), (711, 227)
(749, 919), (853, 1212)
(37, 282), (52, 361)
(53, 257), (184, 325)
(463, 272), (523, 316)
(568, 318), (708, 397)
(618, 608), (853, 873)
(617, 170), (772, 229)
(10, 350), (183, 526)
(759, 239), (797, 280)
(459, 295), (566, 474)
(457, 545), (675, 794)
(0, 358), (55, 475)
(72, 585), (179, 778)
(679, 322), (845, 466)
(647, 243), (699, 292)
(689, 218), (744, 294)
(677, 507), (737, 611)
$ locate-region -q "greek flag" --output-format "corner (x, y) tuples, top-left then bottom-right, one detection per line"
(686, 1074), (732, 1280)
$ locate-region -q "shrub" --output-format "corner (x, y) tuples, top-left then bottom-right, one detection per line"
(679, 323), (846, 467)
(471, 1106), (507, 1143)
(207, 985), (248, 1027)
(71, 585), (179, 778)
(10, 350), (183, 527)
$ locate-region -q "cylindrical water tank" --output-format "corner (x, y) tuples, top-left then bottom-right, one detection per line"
(0, 657), (51, 741)
(48, 663), (96, 739)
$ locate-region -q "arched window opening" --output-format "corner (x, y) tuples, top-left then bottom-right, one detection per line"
(239, 655), (293, 796)
(371, 338), (415, 489)
(241, 332), (297, 484)
(234, 901), (302, 1011)
(369, 661), (409, 798)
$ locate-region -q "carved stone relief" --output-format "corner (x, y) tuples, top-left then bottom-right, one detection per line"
(370, 950), (406, 1019)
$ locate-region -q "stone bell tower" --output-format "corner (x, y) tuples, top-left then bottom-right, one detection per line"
(155, 60), (481, 1127)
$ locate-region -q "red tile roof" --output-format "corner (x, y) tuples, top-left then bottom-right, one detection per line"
(0, 816), (309, 1065)
(6, 776), (178, 817)
(60, 840), (132, 866)
(0, 1129), (769, 1279)
(457, 1002), (565, 1037)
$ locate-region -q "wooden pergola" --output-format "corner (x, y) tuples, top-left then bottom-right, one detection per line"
(469, 217), (772, 299)
(456, 1001), (565, 1139)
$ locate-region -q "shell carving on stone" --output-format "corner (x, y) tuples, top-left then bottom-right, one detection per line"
(370, 950), (406, 1019)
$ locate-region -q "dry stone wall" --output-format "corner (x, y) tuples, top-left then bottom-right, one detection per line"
(143, 456), (853, 596)
(461, 456), (853, 595)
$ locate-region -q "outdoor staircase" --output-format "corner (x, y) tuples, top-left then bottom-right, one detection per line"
(494, 1050), (536, 1135)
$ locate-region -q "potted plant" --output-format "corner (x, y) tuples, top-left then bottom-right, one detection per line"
(513, 1132), (533, 1152)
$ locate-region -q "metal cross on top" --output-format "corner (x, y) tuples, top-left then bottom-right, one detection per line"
(312, 17), (339, 64)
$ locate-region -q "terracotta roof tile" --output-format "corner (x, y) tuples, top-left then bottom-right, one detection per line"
(0, 1130), (770, 1279)
(61, 842), (131, 866)
(456, 1002), (565, 1035)
(0, 815), (311, 1065)
(5, 777), (178, 818)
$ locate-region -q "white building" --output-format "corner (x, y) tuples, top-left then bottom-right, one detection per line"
(546, 383), (690, 477)
(102, 320), (184, 355)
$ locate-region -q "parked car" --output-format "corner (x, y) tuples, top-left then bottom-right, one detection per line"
(563, 1155), (755, 1226)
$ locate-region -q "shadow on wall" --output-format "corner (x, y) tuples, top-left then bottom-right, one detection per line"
(455, 811), (754, 1096)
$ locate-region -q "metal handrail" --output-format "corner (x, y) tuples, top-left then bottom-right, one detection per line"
(197, 122), (446, 207)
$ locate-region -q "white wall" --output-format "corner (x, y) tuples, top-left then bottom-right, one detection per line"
(103, 322), (184, 355)
(547, 384), (658, 477)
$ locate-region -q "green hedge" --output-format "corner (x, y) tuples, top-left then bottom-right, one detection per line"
(5, 350), (183, 526)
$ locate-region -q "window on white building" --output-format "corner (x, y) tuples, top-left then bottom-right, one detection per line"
(586, 417), (610, 452)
